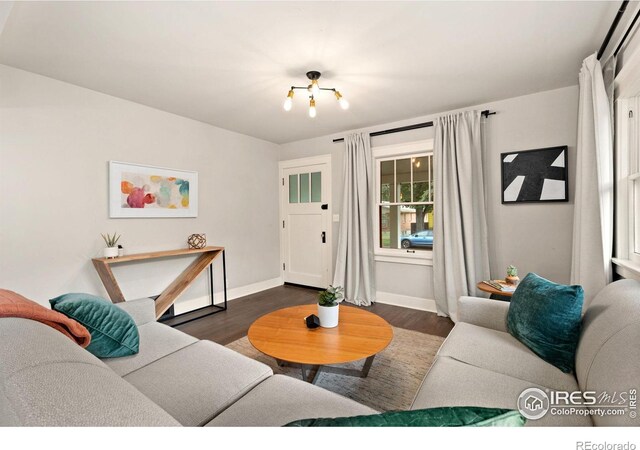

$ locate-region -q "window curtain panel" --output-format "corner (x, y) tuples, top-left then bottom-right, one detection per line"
(433, 111), (490, 321)
(570, 53), (614, 304)
(333, 133), (376, 306)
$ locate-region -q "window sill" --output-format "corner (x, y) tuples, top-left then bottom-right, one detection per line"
(612, 258), (640, 281)
(374, 253), (433, 266)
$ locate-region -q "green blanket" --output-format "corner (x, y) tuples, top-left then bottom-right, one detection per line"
(285, 406), (526, 427)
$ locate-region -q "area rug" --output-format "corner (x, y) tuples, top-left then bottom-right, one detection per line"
(226, 326), (445, 412)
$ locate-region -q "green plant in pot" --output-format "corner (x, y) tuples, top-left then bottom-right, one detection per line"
(505, 265), (519, 285)
(317, 285), (343, 328)
(101, 232), (121, 259)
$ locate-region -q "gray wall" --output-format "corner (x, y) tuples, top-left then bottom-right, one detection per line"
(0, 65), (281, 307)
(0, 62), (578, 308)
(280, 86), (579, 301)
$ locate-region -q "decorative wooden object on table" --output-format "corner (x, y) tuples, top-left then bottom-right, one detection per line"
(248, 304), (393, 384)
(477, 280), (515, 298)
(187, 233), (206, 249)
(91, 246), (225, 320)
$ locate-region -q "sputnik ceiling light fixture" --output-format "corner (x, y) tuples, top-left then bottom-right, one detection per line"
(283, 71), (349, 118)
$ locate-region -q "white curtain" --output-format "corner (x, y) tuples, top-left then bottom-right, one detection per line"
(570, 53), (614, 303)
(433, 111), (490, 321)
(333, 133), (376, 306)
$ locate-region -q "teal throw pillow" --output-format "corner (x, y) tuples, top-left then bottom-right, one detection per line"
(507, 273), (583, 373)
(285, 407), (525, 427)
(50, 293), (139, 358)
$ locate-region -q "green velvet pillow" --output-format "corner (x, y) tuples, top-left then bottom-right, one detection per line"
(507, 273), (583, 373)
(50, 293), (139, 358)
(285, 407), (525, 427)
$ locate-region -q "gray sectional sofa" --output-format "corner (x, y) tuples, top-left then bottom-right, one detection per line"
(0, 297), (375, 426)
(411, 279), (640, 426)
(1, 279), (638, 426)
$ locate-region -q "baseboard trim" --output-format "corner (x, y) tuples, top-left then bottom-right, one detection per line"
(224, 276), (284, 301)
(173, 276), (284, 315)
(376, 291), (437, 313)
(173, 280), (436, 315)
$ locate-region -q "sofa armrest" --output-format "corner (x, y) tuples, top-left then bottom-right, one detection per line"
(115, 297), (156, 326)
(457, 296), (510, 332)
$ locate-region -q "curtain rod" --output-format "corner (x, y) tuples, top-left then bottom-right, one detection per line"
(614, 3), (640, 57)
(597, 0), (630, 60)
(332, 110), (496, 143)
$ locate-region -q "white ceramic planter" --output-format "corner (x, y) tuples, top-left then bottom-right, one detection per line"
(317, 304), (339, 328)
(103, 247), (119, 258)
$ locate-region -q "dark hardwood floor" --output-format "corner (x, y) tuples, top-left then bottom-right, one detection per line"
(176, 284), (454, 345)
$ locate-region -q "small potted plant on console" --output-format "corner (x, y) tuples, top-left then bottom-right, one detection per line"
(317, 285), (344, 328)
(101, 232), (121, 259)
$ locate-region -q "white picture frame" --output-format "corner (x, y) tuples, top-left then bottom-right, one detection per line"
(109, 161), (198, 218)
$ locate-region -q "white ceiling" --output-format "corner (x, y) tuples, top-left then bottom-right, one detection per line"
(0, 1), (620, 144)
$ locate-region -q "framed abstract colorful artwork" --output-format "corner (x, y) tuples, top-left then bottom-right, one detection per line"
(109, 161), (198, 218)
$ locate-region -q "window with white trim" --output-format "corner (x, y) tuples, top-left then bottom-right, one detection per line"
(626, 97), (640, 263)
(614, 94), (640, 276)
(374, 140), (434, 264)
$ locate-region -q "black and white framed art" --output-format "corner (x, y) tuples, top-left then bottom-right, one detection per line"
(501, 146), (568, 204)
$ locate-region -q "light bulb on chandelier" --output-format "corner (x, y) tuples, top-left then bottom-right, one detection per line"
(282, 71), (348, 117)
(310, 80), (320, 97)
(309, 98), (317, 118)
(283, 89), (294, 111)
(334, 90), (349, 110)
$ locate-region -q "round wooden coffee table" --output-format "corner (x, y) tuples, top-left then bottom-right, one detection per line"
(248, 304), (393, 384)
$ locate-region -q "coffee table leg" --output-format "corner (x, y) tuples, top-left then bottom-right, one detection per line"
(301, 365), (321, 384)
(361, 355), (376, 378)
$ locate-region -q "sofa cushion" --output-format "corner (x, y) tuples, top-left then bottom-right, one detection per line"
(124, 340), (273, 426)
(5, 362), (180, 426)
(439, 322), (579, 392)
(411, 356), (593, 427)
(507, 273), (583, 373)
(206, 374), (377, 427)
(0, 318), (105, 375)
(115, 297), (157, 326)
(50, 293), (139, 358)
(576, 279), (640, 426)
(0, 317), (179, 426)
(285, 406), (526, 427)
(104, 321), (197, 376)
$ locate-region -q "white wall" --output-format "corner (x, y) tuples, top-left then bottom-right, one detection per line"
(0, 65), (281, 308)
(280, 86), (579, 306)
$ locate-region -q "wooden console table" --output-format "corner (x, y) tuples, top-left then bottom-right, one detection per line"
(92, 246), (227, 325)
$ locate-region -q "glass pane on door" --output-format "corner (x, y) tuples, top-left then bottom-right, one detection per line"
(289, 174), (298, 203)
(311, 172), (322, 202)
(300, 173), (310, 203)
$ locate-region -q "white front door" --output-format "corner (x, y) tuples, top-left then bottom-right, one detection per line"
(280, 156), (331, 288)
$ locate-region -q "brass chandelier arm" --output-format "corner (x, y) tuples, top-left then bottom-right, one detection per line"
(289, 86), (337, 92)
(283, 71), (348, 115)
